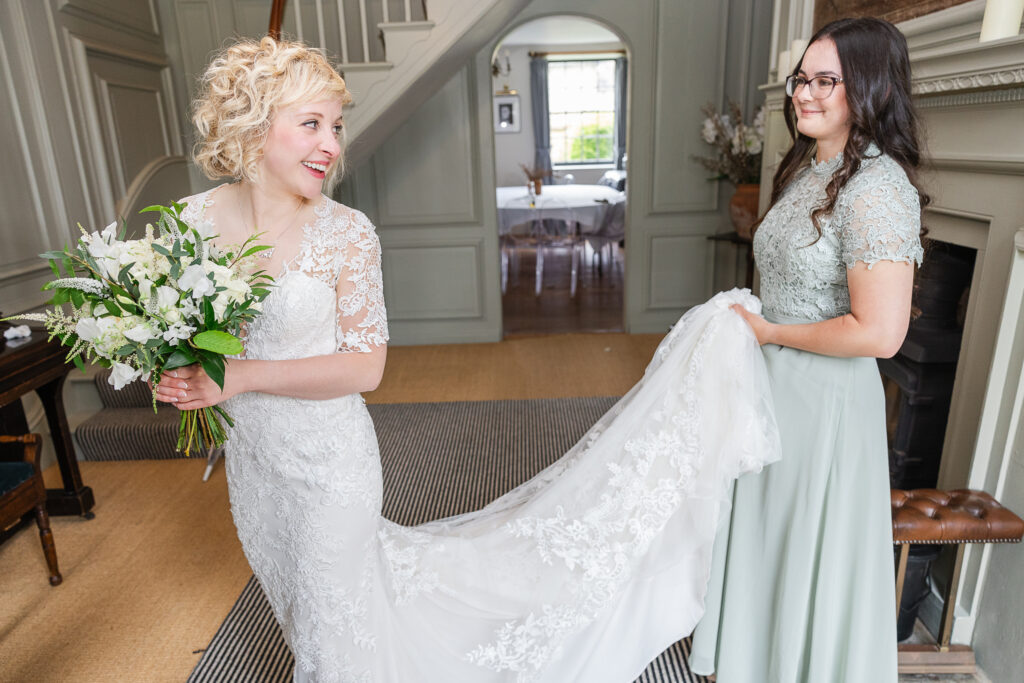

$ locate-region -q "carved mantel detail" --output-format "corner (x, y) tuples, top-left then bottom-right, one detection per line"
(914, 66), (1024, 94)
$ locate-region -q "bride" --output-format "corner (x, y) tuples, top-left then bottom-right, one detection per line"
(154, 37), (780, 682)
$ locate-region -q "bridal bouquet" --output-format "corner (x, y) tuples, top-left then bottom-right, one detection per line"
(6, 202), (272, 455)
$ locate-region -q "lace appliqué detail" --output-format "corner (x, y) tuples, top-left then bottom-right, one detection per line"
(464, 321), (715, 680)
(754, 147), (924, 321)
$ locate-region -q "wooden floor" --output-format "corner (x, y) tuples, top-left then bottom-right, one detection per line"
(502, 242), (624, 336)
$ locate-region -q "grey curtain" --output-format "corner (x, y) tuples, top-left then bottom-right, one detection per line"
(614, 57), (628, 170)
(530, 56), (553, 183)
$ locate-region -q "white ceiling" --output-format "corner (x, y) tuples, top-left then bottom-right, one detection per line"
(499, 17), (621, 46)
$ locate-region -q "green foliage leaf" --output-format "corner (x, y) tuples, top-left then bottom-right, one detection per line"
(198, 351), (226, 390)
(192, 330), (243, 356)
(202, 297), (215, 328)
(163, 347), (197, 370)
(117, 262), (135, 286)
(239, 245), (273, 259)
(103, 300), (121, 317)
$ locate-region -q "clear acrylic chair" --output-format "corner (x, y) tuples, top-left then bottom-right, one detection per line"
(500, 194), (540, 295)
(537, 198), (583, 297)
(585, 197), (626, 278)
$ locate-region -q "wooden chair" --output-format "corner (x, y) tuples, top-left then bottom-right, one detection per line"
(0, 434), (62, 585)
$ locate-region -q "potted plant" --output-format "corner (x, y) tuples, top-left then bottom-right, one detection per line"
(694, 101), (764, 241)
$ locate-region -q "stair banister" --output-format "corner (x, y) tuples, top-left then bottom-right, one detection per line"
(269, 0), (286, 39)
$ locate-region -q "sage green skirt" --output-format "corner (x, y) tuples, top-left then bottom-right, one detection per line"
(689, 321), (898, 682)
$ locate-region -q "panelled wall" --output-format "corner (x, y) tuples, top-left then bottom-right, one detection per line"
(345, 0), (773, 342)
(342, 63), (504, 344)
(0, 0), (187, 315)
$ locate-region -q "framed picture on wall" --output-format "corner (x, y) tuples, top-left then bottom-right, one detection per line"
(493, 94), (520, 133)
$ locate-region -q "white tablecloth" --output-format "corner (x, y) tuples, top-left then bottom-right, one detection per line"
(496, 185), (625, 235)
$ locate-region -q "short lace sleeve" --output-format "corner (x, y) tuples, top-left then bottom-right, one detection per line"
(177, 188), (216, 226)
(837, 157), (924, 270)
(335, 209), (389, 353)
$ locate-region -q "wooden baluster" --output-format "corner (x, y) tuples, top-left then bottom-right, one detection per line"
(269, 0), (286, 39)
(315, 0), (326, 48)
(336, 0), (350, 62)
(359, 0), (369, 62)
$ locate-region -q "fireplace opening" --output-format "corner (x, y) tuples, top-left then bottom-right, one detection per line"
(879, 238), (976, 490)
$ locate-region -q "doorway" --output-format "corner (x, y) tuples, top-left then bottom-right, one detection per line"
(491, 16), (629, 336)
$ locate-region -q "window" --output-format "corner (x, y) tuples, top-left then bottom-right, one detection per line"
(547, 59), (617, 165)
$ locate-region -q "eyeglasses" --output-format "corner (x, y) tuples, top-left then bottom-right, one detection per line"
(785, 75), (844, 99)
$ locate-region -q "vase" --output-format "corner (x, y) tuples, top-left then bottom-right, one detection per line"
(729, 183), (760, 241)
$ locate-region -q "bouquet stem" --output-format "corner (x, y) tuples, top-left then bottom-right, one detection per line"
(177, 406), (233, 455)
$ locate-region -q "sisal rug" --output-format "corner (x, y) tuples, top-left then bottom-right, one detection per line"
(189, 397), (709, 683)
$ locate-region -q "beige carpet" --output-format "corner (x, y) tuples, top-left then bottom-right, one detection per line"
(0, 332), (662, 682)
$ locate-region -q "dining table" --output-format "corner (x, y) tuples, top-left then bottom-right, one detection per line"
(496, 184), (625, 235)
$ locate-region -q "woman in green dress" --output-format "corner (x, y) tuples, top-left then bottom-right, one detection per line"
(690, 17), (928, 682)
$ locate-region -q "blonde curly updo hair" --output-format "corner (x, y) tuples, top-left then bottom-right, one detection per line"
(192, 36), (351, 187)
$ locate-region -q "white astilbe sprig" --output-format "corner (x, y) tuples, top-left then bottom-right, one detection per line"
(48, 277), (108, 295)
(24, 308), (93, 365)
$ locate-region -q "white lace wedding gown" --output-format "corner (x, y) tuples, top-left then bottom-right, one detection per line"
(182, 189), (781, 683)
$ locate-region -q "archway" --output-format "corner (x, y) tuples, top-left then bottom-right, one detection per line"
(490, 15), (630, 336)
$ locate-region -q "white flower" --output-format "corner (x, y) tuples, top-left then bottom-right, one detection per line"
(178, 264), (215, 299)
(162, 322), (195, 345)
(155, 285), (179, 309)
(222, 276), (251, 303)
(701, 118), (717, 144)
(123, 323), (156, 343)
(744, 128), (763, 155)
(75, 317), (101, 341)
(731, 124), (747, 156)
(108, 362), (142, 390)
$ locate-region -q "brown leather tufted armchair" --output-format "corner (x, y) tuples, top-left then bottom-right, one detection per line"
(891, 488), (1023, 674)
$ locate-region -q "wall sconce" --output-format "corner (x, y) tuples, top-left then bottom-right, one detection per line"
(492, 47), (516, 95)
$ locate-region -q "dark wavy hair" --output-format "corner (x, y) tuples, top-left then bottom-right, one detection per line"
(756, 17), (930, 238)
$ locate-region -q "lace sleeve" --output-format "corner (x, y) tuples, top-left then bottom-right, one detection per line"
(838, 158), (924, 270)
(335, 209), (389, 353)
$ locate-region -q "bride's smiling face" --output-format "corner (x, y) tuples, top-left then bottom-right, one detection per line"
(259, 98), (345, 199)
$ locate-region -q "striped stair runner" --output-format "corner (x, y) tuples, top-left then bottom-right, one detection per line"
(75, 370), (182, 461)
(189, 396), (709, 682)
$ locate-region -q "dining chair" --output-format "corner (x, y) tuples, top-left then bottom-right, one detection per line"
(586, 197), (626, 278)
(500, 194), (540, 295)
(537, 198), (583, 297)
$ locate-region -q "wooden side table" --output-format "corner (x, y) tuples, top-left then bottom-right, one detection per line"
(0, 328), (94, 517)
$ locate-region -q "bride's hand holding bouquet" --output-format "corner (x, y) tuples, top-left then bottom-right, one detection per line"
(5, 202), (272, 455)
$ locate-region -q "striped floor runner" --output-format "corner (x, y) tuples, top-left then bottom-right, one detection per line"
(189, 397), (709, 683)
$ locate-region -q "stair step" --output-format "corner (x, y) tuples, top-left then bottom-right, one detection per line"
(75, 406), (184, 461)
(379, 21), (435, 65)
(338, 62), (394, 105)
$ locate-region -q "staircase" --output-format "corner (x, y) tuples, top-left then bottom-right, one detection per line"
(326, 0), (531, 169)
